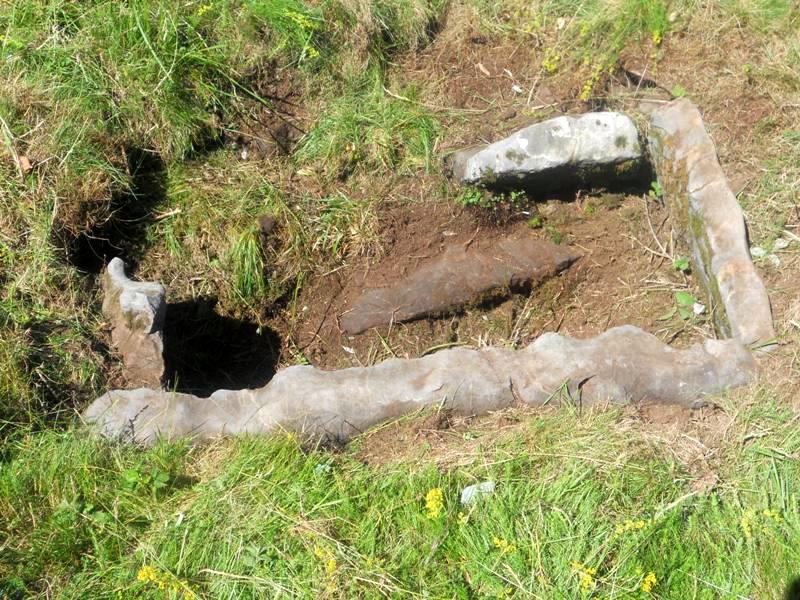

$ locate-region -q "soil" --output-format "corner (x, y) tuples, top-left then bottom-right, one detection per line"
(94, 4), (799, 457)
(286, 191), (706, 371)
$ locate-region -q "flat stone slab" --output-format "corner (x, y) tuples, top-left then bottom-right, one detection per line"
(647, 99), (774, 347)
(102, 258), (166, 388)
(83, 325), (755, 445)
(340, 235), (579, 334)
(449, 112), (643, 190)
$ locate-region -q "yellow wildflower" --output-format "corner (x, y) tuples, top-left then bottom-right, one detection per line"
(136, 565), (196, 598)
(542, 49), (560, 74)
(425, 487), (444, 519)
(741, 509), (755, 539)
(641, 571), (657, 593)
(493, 537), (517, 554)
(313, 545), (338, 590)
(615, 518), (648, 536)
(571, 561), (597, 594)
(196, 2), (212, 17)
(284, 10), (317, 31)
(652, 29), (663, 46)
(763, 508), (782, 522)
(458, 511), (468, 525)
(136, 565), (158, 583)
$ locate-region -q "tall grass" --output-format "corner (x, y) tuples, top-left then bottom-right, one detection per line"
(295, 75), (440, 175)
(2, 398), (800, 597)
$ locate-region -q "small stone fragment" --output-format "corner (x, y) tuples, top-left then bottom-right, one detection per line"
(340, 235), (579, 335)
(102, 257), (166, 388)
(448, 112), (643, 191)
(461, 481), (496, 505)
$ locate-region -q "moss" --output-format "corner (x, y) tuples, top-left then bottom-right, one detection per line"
(504, 149), (527, 165)
(615, 135), (628, 149)
(651, 126), (733, 337)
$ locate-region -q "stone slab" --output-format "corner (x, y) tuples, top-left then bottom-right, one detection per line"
(647, 99), (774, 347)
(102, 257), (166, 388)
(340, 236), (579, 334)
(449, 112), (643, 190)
(83, 325), (755, 445)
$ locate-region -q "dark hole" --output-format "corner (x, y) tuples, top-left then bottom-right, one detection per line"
(69, 149), (166, 274)
(786, 577), (800, 600)
(162, 298), (281, 397)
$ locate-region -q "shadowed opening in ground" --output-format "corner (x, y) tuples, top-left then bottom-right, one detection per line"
(162, 298), (281, 397)
(68, 150), (167, 274)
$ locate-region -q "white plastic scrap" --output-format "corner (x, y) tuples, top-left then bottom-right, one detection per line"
(460, 481), (496, 505)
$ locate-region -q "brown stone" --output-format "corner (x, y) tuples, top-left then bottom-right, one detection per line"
(340, 235), (579, 334)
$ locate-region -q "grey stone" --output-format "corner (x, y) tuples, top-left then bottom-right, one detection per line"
(461, 481), (496, 505)
(83, 325), (755, 445)
(102, 258), (166, 388)
(449, 112), (643, 190)
(341, 235), (579, 334)
(647, 99), (775, 347)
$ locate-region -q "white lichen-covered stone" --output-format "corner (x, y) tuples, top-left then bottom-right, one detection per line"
(102, 258), (166, 388)
(647, 99), (774, 347)
(449, 112), (643, 189)
(83, 325), (755, 445)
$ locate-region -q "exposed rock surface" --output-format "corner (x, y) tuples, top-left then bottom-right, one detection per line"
(647, 99), (774, 347)
(340, 236), (579, 334)
(83, 325), (755, 445)
(449, 112), (643, 190)
(102, 258), (166, 388)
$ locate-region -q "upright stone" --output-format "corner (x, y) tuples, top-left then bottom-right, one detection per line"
(449, 112), (643, 190)
(102, 258), (166, 388)
(648, 99), (774, 347)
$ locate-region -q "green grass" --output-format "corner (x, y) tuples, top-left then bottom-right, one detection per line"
(295, 74), (440, 176)
(1, 1), (800, 597)
(2, 398), (800, 598)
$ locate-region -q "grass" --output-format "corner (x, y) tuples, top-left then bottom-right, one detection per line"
(295, 74), (441, 176)
(1, 0), (800, 597)
(2, 397), (800, 598)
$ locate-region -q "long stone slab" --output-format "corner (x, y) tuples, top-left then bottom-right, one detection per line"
(83, 325), (755, 444)
(340, 236), (579, 334)
(449, 112), (644, 190)
(647, 99), (774, 347)
(102, 258), (166, 388)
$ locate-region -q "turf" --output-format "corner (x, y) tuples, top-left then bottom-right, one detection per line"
(1, 0), (799, 598)
(2, 397), (800, 598)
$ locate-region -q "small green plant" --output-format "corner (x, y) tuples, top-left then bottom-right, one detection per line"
(458, 187), (486, 207)
(673, 256), (690, 273)
(122, 466), (170, 498)
(671, 84), (688, 98)
(649, 180), (663, 200)
(658, 290), (704, 322)
(545, 225), (563, 245)
(527, 215), (544, 228)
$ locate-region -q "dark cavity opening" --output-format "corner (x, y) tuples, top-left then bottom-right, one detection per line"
(69, 149), (166, 274)
(162, 297), (281, 397)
